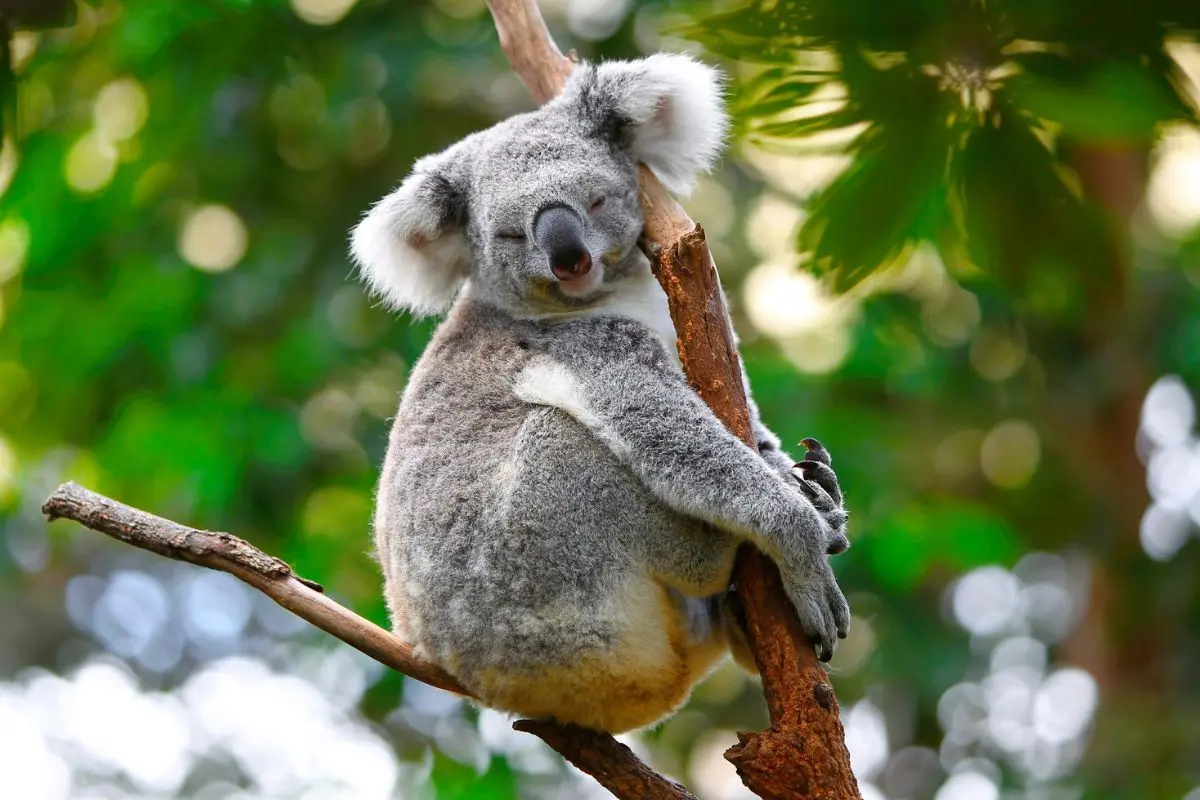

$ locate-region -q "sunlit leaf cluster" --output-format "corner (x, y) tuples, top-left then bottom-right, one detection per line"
(690, 0), (1200, 291)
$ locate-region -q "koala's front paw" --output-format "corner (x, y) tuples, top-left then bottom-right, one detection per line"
(791, 437), (850, 555)
(781, 559), (851, 663)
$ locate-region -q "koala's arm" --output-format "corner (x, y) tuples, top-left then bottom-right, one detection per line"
(519, 324), (849, 657)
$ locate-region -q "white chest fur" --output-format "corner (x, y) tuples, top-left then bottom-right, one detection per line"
(582, 270), (682, 369)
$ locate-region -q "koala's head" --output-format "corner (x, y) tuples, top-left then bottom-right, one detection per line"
(350, 54), (728, 317)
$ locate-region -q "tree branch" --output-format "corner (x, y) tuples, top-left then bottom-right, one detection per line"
(485, 2), (861, 798)
(487, 0), (573, 104)
(43, 481), (467, 693)
(41, 482), (697, 800)
(515, 720), (697, 800)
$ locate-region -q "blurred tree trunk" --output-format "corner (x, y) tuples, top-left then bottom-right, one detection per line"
(1056, 142), (1174, 775)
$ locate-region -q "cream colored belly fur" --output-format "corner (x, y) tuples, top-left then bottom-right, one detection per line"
(469, 573), (727, 733)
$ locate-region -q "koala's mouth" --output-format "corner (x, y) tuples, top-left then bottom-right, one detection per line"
(530, 267), (611, 310)
(529, 241), (645, 311)
(556, 262), (605, 298)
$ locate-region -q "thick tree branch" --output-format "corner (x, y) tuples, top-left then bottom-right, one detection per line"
(41, 482), (696, 800)
(485, 2), (860, 798)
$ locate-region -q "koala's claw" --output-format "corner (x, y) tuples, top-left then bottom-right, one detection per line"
(826, 532), (851, 555)
(800, 437), (832, 466)
(795, 458), (843, 506)
(789, 437), (849, 556)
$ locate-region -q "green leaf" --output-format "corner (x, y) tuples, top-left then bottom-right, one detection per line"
(798, 101), (956, 288)
(737, 79), (830, 120)
(1008, 58), (1188, 139)
(748, 106), (858, 139)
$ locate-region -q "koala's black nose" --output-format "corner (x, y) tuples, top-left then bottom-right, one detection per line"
(533, 205), (593, 281)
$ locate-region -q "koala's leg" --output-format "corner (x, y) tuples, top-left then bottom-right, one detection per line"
(666, 584), (755, 677)
(669, 590), (732, 678)
(638, 514), (747, 678)
(641, 516), (737, 597)
(515, 341), (850, 660)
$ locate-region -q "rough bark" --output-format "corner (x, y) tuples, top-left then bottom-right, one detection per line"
(653, 229), (860, 800)
(515, 721), (698, 800)
(1057, 142), (1171, 775)
(485, 2), (861, 797)
(41, 482), (694, 800)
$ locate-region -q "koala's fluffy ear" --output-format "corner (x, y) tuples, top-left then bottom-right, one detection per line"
(350, 142), (472, 316)
(568, 54), (729, 196)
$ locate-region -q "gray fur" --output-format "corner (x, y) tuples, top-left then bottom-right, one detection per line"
(353, 55), (850, 733)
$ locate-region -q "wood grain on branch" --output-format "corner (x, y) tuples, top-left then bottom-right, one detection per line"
(486, 2), (861, 798)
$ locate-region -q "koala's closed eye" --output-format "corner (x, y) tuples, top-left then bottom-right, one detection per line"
(588, 196), (606, 215)
(496, 230), (527, 242)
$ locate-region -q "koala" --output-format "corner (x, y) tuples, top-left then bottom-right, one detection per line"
(351, 54), (851, 734)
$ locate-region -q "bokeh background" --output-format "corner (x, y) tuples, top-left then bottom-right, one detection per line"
(3, 0), (1200, 798)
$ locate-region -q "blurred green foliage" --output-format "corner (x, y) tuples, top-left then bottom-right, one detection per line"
(691, 0), (1200, 291)
(2, 1), (1200, 798)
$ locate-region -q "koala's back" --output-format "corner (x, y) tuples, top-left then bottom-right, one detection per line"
(374, 300), (727, 730)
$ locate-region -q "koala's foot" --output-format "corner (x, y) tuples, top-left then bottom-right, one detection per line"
(781, 437), (851, 662)
(792, 437), (850, 555)
(781, 559), (851, 664)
